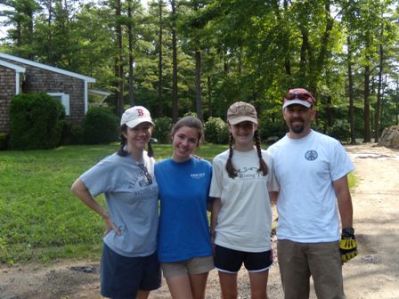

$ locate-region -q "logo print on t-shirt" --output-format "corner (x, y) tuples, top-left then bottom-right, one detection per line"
(237, 167), (262, 178)
(305, 150), (318, 161)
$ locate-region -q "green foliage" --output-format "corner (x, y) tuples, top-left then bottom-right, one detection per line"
(204, 117), (229, 144)
(326, 120), (352, 143)
(153, 117), (173, 144)
(258, 113), (286, 141)
(60, 122), (84, 145)
(83, 107), (119, 144)
(9, 93), (65, 150)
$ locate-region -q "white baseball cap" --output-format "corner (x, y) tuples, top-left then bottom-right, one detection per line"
(282, 88), (316, 109)
(120, 106), (154, 128)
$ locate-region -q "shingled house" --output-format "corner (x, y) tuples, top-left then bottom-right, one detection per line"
(0, 52), (97, 134)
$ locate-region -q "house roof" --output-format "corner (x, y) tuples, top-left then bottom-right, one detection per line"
(0, 59), (26, 73)
(0, 52), (95, 83)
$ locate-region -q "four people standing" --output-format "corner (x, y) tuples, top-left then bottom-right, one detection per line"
(72, 91), (355, 298)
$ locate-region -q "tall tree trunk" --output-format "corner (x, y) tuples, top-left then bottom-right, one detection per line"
(127, 0), (135, 106)
(47, 0), (53, 63)
(207, 75), (212, 117)
(170, 0), (178, 122)
(157, 0), (163, 115)
(195, 49), (203, 121)
(374, 21), (384, 142)
(299, 27), (308, 85)
(363, 65), (371, 142)
(396, 79), (399, 126)
(115, 0), (124, 116)
(347, 36), (356, 144)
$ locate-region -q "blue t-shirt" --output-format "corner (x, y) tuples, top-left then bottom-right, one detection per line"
(155, 157), (212, 262)
(80, 152), (158, 257)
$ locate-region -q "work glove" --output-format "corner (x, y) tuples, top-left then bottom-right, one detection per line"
(339, 227), (358, 263)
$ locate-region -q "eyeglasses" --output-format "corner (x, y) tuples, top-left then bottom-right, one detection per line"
(138, 163), (153, 185)
(284, 89), (315, 104)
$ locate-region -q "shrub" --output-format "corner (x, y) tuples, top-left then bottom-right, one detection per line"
(9, 93), (65, 149)
(83, 107), (119, 144)
(60, 122), (84, 145)
(325, 120), (351, 143)
(259, 121), (286, 144)
(204, 117), (229, 144)
(153, 116), (173, 144)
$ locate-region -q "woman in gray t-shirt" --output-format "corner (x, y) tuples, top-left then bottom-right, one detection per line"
(71, 106), (160, 299)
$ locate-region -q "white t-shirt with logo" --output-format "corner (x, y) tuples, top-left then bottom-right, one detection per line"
(267, 130), (354, 243)
(209, 148), (278, 252)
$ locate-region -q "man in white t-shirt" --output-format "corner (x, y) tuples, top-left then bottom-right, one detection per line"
(267, 88), (357, 299)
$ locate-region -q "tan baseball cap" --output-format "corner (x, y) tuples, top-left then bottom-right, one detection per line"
(120, 106), (154, 128)
(227, 101), (258, 125)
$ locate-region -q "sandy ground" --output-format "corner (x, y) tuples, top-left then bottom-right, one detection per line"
(1, 143), (398, 299)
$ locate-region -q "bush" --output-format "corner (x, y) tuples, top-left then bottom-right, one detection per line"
(204, 117), (229, 144)
(9, 93), (65, 149)
(83, 107), (119, 144)
(153, 116), (172, 144)
(0, 133), (9, 150)
(325, 120), (351, 143)
(259, 121), (286, 144)
(60, 122), (84, 145)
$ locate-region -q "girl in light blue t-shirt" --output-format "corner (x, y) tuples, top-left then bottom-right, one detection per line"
(71, 106), (161, 299)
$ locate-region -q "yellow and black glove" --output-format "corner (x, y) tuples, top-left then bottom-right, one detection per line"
(339, 227), (358, 263)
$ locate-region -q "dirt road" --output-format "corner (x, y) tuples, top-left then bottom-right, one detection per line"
(1, 143), (398, 299)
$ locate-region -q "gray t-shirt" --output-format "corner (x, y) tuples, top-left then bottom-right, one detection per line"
(80, 152), (158, 257)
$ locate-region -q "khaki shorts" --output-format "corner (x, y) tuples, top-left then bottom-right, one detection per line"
(161, 256), (214, 278)
(277, 239), (344, 299)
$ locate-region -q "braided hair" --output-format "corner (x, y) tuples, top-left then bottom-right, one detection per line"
(117, 124), (154, 157)
(225, 130), (268, 178)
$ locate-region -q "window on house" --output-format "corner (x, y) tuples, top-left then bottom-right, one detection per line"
(48, 93), (70, 116)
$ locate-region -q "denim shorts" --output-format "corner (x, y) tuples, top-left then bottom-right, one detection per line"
(100, 243), (161, 299)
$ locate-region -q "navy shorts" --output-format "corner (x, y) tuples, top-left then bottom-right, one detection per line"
(214, 245), (273, 273)
(100, 243), (161, 299)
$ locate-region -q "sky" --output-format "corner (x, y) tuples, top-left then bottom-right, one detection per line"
(0, 4), (9, 39)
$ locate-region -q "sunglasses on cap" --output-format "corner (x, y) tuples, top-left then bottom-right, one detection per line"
(284, 88), (316, 104)
(283, 88), (316, 108)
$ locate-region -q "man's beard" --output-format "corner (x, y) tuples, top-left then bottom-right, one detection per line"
(290, 120), (305, 134)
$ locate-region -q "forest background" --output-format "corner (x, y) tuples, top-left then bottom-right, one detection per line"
(1, 0), (399, 143)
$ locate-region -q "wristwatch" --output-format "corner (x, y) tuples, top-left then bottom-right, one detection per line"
(342, 227), (355, 235)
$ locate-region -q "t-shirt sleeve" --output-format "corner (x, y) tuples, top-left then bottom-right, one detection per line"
(209, 158), (223, 198)
(330, 141), (354, 181)
(266, 155), (279, 192)
(80, 159), (114, 197)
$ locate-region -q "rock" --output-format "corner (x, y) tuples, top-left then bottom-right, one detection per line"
(378, 125), (399, 149)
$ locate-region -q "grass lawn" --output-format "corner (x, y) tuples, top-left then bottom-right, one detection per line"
(0, 143), (355, 265)
(0, 143), (227, 264)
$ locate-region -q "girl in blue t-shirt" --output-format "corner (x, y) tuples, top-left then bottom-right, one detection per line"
(155, 116), (214, 299)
